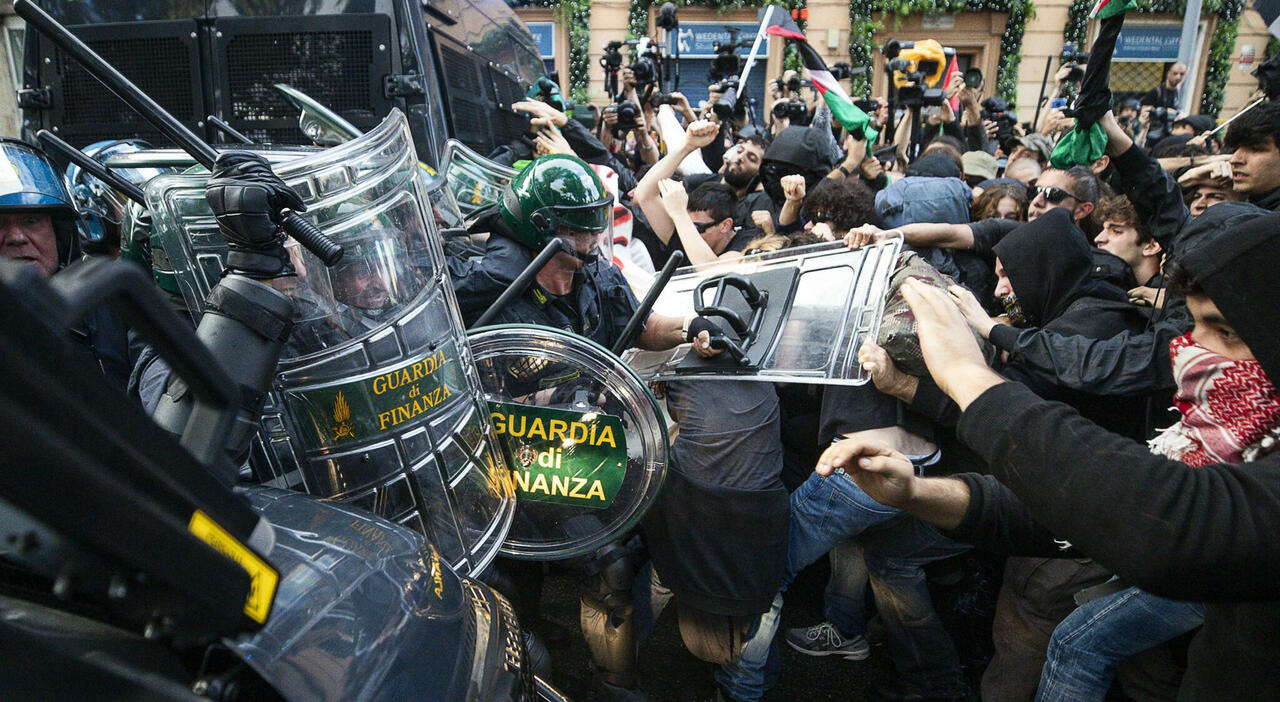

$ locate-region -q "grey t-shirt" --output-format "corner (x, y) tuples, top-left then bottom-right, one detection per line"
(665, 379), (783, 491)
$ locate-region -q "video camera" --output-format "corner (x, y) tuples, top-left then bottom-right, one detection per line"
(710, 27), (753, 82)
(1061, 43), (1089, 83)
(882, 39), (950, 108)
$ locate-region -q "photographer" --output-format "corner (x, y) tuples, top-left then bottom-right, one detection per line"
(491, 99), (641, 194)
(1034, 64), (1082, 135)
(1140, 62), (1187, 147)
(601, 66), (662, 170)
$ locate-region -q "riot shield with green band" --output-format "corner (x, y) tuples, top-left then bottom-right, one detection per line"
(622, 239), (903, 385)
(442, 139), (516, 221)
(468, 325), (668, 561)
(144, 110), (515, 577)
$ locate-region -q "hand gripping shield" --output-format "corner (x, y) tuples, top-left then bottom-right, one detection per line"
(145, 111), (514, 577)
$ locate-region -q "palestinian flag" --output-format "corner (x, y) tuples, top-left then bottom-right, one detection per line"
(1089, 0), (1136, 19)
(761, 9), (878, 141)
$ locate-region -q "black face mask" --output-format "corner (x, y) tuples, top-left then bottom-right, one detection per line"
(760, 162), (817, 206)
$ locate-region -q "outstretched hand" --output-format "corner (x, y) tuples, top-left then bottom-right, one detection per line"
(900, 279), (1005, 409)
(815, 437), (917, 509)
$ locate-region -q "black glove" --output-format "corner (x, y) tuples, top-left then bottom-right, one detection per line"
(205, 151), (307, 279)
(685, 315), (723, 343)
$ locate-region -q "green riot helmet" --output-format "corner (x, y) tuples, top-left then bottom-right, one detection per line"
(500, 154), (612, 250)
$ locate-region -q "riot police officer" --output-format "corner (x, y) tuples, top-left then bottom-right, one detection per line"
(453, 154), (722, 700)
(0, 137), (130, 388)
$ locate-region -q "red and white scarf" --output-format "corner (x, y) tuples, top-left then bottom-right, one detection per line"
(1148, 332), (1280, 466)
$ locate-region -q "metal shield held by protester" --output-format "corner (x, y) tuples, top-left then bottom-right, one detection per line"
(145, 110), (516, 578)
(621, 239), (903, 385)
(468, 325), (668, 560)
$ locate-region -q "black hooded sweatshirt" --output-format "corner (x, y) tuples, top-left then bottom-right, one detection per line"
(986, 209), (1151, 438)
(944, 210), (1280, 700)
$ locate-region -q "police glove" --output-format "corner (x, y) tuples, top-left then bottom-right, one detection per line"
(684, 315), (723, 344)
(205, 151), (307, 279)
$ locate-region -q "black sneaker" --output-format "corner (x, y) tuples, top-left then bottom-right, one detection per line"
(783, 621), (871, 660)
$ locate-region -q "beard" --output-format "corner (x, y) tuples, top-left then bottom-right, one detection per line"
(723, 169), (755, 190)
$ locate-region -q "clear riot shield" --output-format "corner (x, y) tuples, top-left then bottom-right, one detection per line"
(622, 238), (903, 385)
(441, 138), (516, 221)
(145, 110), (515, 577)
(467, 326), (668, 560)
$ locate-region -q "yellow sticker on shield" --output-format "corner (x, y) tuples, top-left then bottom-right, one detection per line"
(187, 510), (279, 624)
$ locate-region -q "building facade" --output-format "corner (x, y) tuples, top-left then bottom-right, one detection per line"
(511, 0), (1275, 125)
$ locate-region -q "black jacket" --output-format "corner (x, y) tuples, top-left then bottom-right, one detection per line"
(952, 383), (1280, 701)
(949, 211), (1280, 699)
(985, 202), (1271, 399)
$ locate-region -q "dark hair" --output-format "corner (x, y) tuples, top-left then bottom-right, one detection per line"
(801, 178), (879, 233)
(1224, 101), (1280, 151)
(687, 182), (736, 224)
(971, 182), (1028, 221)
(1093, 195), (1153, 242)
(921, 135), (965, 172)
(1153, 141), (1209, 159)
(1164, 257), (1203, 297)
(1063, 165), (1100, 205)
(786, 229), (827, 247)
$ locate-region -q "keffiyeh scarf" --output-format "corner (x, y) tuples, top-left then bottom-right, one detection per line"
(1148, 333), (1280, 466)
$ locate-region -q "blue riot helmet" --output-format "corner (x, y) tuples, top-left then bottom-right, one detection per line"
(0, 138), (82, 272)
(64, 139), (166, 256)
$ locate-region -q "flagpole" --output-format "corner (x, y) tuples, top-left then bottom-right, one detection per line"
(736, 5), (775, 91)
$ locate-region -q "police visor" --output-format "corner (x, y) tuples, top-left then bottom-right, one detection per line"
(551, 200), (611, 233)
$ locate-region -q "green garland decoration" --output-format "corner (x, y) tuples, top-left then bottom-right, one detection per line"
(510, 0), (593, 104)
(846, 0), (1034, 104)
(1061, 0), (1241, 117)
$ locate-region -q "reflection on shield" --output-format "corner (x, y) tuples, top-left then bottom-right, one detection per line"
(469, 325), (668, 561)
(144, 110), (515, 577)
(441, 139), (516, 221)
(622, 239), (903, 386)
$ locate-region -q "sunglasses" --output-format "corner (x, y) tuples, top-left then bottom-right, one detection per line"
(692, 219), (718, 233)
(806, 211), (833, 225)
(1030, 185), (1079, 204)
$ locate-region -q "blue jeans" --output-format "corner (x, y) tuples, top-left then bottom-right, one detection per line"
(718, 471), (970, 700)
(1036, 585), (1205, 701)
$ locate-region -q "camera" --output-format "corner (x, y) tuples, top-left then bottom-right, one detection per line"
(648, 92), (680, 109)
(612, 100), (642, 138)
(710, 27), (753, 82)
(630, 55), (657, 87)
(1061, 43), (1089, 83)
(602, 40), (624, 71)
(964, 67), (983, 91)
(771, 99), (811, 125)
(981, 96), (1019, 152)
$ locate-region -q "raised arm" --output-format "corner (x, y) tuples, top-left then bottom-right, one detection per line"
(633, 120), (718, 244)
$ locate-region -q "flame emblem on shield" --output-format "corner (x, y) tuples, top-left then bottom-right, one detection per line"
(332, 391), (356, 441)
(516, 443), (537, 468)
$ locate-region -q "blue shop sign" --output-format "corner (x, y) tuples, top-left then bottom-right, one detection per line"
(527, 22), (556, 58)
(666, 22), (763, 58)
(1113, 25), (1183, 62)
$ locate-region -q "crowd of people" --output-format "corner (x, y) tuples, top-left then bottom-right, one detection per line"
(469, 52), (1280, 702)
(5, 34), (1280, 702)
